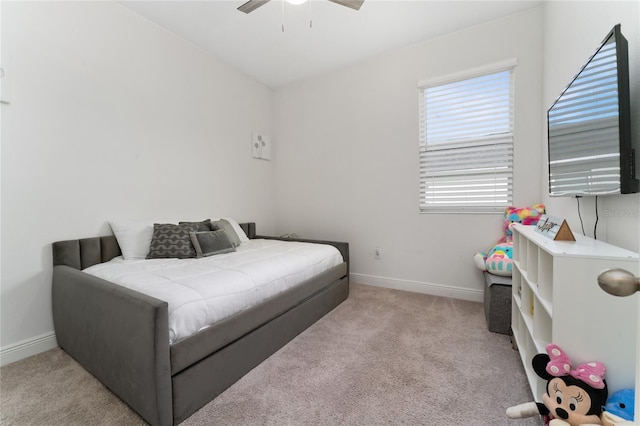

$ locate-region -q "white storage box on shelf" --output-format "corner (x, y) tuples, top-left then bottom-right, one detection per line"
(511, 224), (639, 400)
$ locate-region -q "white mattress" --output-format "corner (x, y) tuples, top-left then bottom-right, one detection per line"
(83, 239), (343, 344)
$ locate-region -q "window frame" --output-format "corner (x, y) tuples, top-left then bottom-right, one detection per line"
(418, 59), (517, 214)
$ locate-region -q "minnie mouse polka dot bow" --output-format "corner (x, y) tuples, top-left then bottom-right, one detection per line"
(544, 343), (606, 389)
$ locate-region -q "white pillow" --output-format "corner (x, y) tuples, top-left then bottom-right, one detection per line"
(109, 221), (154, 260)
(212, 217), (250, 243)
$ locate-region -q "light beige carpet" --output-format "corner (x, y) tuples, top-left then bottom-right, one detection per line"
(1, 284), (540, 425)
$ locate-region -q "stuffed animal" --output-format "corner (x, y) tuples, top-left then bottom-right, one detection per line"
(507, 343), (608, 426)
(474, 204), (545, 276)
(601, 389), (635, 426)
(484, 242), (514, 276)
(600, 411), (633, 426)
(502, 204), (546, 241)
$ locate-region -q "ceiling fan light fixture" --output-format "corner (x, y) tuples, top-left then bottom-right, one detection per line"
(238, 0), (363, 14)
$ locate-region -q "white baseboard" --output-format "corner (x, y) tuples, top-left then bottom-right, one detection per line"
(350, 273), (484, 303)
(0, 332), (58, 367)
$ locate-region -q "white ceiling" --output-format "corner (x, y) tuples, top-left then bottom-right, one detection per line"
(119, 0), (542, 88)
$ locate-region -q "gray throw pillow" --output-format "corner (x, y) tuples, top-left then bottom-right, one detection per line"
(147, 223), (198, 259)
(179, 219), (212, 232)
(189, 230), (236, 258)
(211, 219), (242, 247)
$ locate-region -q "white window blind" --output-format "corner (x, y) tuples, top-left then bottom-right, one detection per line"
(419, 67), (514, 213)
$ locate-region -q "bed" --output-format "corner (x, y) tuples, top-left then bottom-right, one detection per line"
(51, 222), (349, 425)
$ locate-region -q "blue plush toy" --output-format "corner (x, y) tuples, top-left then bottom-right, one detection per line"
(479, 242), (514, 276)
(603, 388), (635, 422)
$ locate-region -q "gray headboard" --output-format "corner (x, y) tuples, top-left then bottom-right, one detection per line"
(53, 222), (257, 270)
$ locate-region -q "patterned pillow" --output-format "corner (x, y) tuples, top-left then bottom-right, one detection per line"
(189, 230), (236, 258)
(147, 223), (198, 259)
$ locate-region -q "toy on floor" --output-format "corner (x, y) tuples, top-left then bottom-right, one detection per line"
(601, 389), (635, 426)
(474, 204), (545, 276)
(506, 343), (608, 426)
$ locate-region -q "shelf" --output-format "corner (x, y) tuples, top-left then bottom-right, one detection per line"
(532, 298), (551, 350)
(511, 326), (543, 402)
(512, 224), (638, 260)
(526, 240), (539, 284)
(511, 224), (639, 400)
(537, 250), (553, 305)
(515, 264), (552, 318)
(537, 295), (552, 318)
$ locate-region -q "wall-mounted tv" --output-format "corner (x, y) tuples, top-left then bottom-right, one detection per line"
(548, 24), (638, 196)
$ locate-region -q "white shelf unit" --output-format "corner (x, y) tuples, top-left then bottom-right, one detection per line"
(511, 224), (639, 401)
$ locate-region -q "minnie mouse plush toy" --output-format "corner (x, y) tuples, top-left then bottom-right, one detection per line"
(507, 344), (608, 426)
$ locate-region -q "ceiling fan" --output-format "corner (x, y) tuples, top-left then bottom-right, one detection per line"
(238, 0), (364, 14)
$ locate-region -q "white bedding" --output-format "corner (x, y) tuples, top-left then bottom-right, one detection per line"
(83, 239), (343, 344)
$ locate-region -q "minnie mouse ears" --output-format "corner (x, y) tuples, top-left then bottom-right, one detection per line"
(544, 344), (606, 389)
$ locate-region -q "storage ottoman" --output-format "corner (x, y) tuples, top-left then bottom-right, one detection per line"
(482, 271), (512, 335)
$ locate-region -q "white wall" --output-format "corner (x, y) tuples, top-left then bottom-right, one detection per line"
(0, 1), (275, 362)
(541, 1), (640, 252)
(541, 2), (639, 406)
(273, 8), (543, 300)
(6, 0), (636, 367)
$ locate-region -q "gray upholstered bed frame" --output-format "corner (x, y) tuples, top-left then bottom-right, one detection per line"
(52, 223), (349, 425)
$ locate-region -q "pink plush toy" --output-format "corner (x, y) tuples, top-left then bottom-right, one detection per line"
(501, 204), (546, 243)
(507, 344), (608, 426)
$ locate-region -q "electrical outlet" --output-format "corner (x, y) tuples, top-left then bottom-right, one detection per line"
(374, 247), (381, 260)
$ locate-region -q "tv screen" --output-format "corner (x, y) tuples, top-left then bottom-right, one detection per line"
(547, 24), (638, 196)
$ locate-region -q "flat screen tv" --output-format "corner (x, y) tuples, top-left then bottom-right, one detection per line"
(547, 24), (638, 196)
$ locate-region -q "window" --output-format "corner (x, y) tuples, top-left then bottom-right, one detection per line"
(418, 63), (515, 213)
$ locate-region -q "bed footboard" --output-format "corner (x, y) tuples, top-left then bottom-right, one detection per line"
(52, 265), (173, 426)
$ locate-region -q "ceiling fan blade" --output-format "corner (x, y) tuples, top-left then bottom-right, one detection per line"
(328, 0), (364, 10)
(238, 0), (271, 14)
